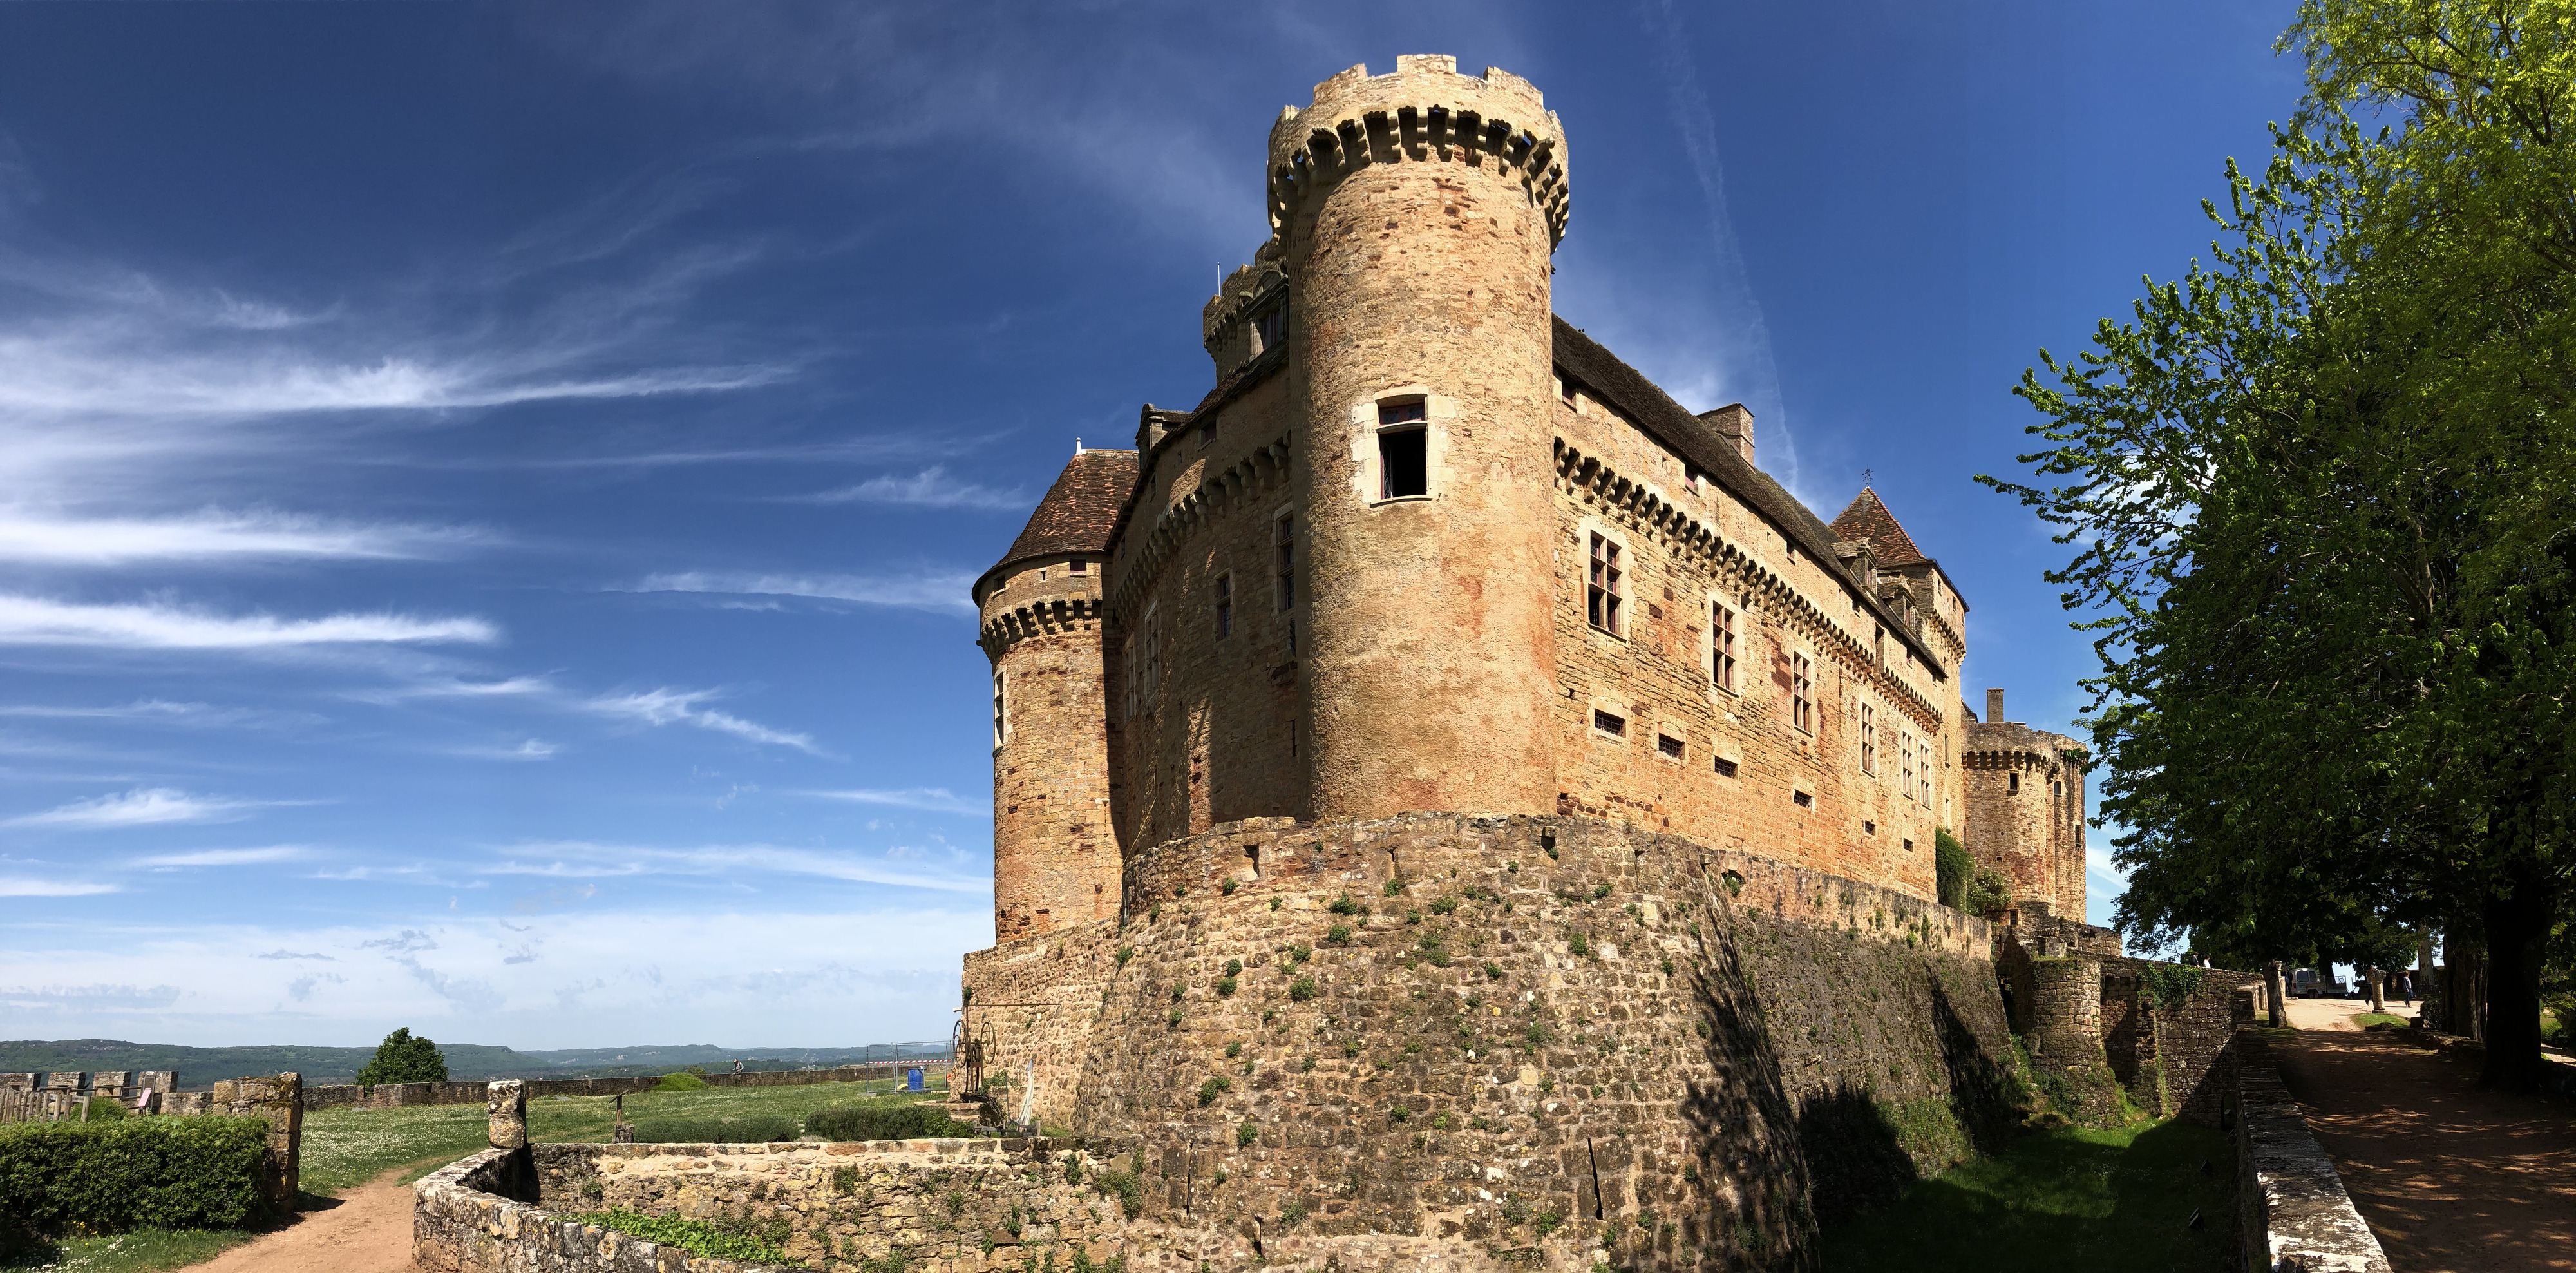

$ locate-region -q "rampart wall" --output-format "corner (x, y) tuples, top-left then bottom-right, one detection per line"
(965, 812), (2025, 1267)
(303, 1062), (935, 1113)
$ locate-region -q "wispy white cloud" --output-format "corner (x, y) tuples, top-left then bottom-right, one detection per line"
(350, 676), (553, 704)
(583, 688), (825, 756)
(6, 787), (294, 830)
(786, 466), (1024, 511)
(493, 841), (983, 893)
(131, 845), (314, 868)
(799, 787), (987, 818)
(0, 877), (120, 897)
(633, 570), (974, 615)
(454, 738), (559, 762)
(0, 595), (496, 649)
(0, 699), (323, 729)
(0, 507), (494, 565)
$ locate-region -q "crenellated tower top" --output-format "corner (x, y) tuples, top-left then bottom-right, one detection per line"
(1265, 55), (1571, 251)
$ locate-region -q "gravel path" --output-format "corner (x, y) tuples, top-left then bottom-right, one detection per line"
(2269, 997), (2576, 1272)
(185, 1170), (416, 1273)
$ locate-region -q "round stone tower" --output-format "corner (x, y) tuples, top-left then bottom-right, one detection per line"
(974, 448), (1137, 941)
(1270, 56), (1571, 820)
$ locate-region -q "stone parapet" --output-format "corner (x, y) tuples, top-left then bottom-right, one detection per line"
(209, 1072), (301, 1209)
(2234, 1063), (2391, 1272)
(303, 1062), (936, 1113)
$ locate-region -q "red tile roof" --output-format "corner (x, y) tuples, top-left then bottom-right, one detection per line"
(981, 448), (1139, 588)
(1830, 486), (1929, 567)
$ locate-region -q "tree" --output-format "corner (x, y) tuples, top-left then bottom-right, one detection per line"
(354, 1027), (450, 1086)
(1985, 0), (2574, 1089)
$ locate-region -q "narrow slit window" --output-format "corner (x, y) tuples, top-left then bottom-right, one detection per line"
(1792, 653), (1812, 733)
(1714, 756), (1739, 779)
(1793, 789), (1814, 810)
(1273, 513), (1295, 611)
(1712, 603), (1737, 691)
(1588, 533), (1624, 636)
(1593, 709), (1627, 738)
(2009, 771), (2020, 794)
(1213, 575), (1233, 639)
(1658, 734), (1684, 760)
(1378, 401), (1428, 499)
(1861, 702), (1877, 774)
(1899, 730), (1915, 801)
(1920, 741), (1933, 805)
(992, 670), (1007, 747)
(1903, 838), (1915, 852)
(1864, 820), (1877, 836)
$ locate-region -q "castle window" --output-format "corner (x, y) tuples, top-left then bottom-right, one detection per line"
(1560, 374), (1580, 405)
(1253, 304), (1284, 354)
(2009, 771), (2020, 794)
(1874, 625), (1884, 666)
(1791, 653), (1812, 733)
(1070, 559), (1086, 574)
(1903, 838), (1915, 853)
(1920, 740), (1933, 805)
(1658, 734), (1684, 760)
(1587, 533), (1624, 636)
(1213, 575), (1233, 639)
(1712, 602), (1738, 692)
(1198, 420), (1217, 448)
(1714, 756), (1739, 778)
(1377, 400), (1428, 499)
(1794, 789), (1814, 809)
(1864, 819), (1877, 836)
(1593, 708), (1627, 739)
(1899, 729), (1915, 799)
(992, 669), (1007, 749)
(1273, 513), (1295, 611)
(1861, 702), (1877, 774)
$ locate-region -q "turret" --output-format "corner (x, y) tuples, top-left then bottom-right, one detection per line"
(1271, 56), (1571, 819)
(1960, 687), (2088, 919)
(974, 448), (1137, 941)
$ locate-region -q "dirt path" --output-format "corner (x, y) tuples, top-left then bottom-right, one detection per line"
(186, 1171), (415, 1273)
(2265, 999), (2576, 1273)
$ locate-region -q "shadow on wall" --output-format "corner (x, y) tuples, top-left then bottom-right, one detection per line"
(1682, 915), (1817, 1263)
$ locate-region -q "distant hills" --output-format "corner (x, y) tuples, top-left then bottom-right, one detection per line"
(0, 1038), (952, 1086)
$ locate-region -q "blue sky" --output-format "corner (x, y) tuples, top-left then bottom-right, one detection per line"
(0, 1), (2300, 1051)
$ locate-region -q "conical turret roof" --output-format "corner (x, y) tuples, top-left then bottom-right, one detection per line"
(1830, 486), (1928, 567)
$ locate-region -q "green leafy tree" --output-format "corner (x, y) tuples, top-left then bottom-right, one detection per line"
(1985, 0), (2574, 1088)
(353, 1027), (449, 1086)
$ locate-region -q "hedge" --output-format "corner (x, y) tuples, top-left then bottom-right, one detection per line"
(804, 1103), (973, 1142)
(0, 1116), (273, 1241)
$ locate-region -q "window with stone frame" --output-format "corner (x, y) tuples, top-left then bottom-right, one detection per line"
(1791, 652), (1812, 734)
(1273, 513), (1295, 611)
(1899, 729), (1915, 800)
(1587, 532), (1624, 636)
(1860, 702), (1877, 774)
(1712, 601), (1738, 692)
(991, 669), (1007, 748)
(1919, 740), (1933, 805)
(1377, 399), (1428, 499)
(1213, 574), (1233, 640)
(1253, 304), (1284, 356)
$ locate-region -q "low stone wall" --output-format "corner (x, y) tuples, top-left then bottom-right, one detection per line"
(969, 812), (2025, 1267)
(2234, 1062), (2390, 1272)
(307, 1062), (931, 1113)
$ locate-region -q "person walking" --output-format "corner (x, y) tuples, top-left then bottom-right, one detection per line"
(731, 1058), (743, 1075)
(2400, 971), (2414, 1006)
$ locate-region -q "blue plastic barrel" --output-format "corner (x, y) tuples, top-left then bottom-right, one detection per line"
(905, 1067), (923, 1092)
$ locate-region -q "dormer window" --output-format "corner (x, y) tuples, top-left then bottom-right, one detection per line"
(1253, 305), (1284, 355)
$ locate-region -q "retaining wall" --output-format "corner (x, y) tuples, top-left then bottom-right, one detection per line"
(306, 1062), (933, 1113)
(2234, 1062), (2390, 1272)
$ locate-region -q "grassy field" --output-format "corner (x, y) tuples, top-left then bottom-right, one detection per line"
(1820, 1119), (2235, 1273)
(0, 1229), (256, 1273)
(2351, 1012), (2411, 1028)
(299, 1074), (944, 1195)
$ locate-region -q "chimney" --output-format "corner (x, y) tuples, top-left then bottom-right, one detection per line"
(1986, 689), (2007, 723)
(1698, 403), (1756, 466)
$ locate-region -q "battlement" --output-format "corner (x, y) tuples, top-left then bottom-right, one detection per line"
(1265, 55), (1571, 247)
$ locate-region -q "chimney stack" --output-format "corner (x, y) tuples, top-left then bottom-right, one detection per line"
(1986, 689), (2007, 723)
(1698, 403), (1756, 466)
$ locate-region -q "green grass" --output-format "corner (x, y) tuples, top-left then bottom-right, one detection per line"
(0, 1227), (255, 1273)
(2350, 1013), (2410, 1029)
(296, 1076), (947, 1195)
(1820, 1120), (2234, 1272)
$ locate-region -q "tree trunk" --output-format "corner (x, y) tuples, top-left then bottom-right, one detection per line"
(2477, 871), (2553, 1091)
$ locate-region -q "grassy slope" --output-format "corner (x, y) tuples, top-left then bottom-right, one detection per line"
(1820, 1120), (2235, 1273)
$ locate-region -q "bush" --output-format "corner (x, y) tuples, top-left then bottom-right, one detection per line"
(1935, 830), (1973, 909)
(629, 1113), (798, 1144)
(0, 1116), (273, 1244)
(354, 1026), (449, 1086)
(570, 1208), (790, 1263)
(804, 1104), (975, 1142)
(651, 1071), (706, 1092)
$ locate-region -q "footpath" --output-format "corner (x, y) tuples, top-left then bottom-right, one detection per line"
(2271, 996), (2576, 1272)
(186, 1170), (417, 1273)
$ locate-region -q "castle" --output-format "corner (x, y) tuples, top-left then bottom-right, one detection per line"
(944, 57), (2188, 1272)
(974, 54), (2087, 943)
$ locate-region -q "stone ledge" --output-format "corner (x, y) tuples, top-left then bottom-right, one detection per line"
(2234, 1063), (2391, 1273)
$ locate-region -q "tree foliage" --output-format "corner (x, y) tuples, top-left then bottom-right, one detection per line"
(1985, 0), (2575, 1088)
(353, 1027), (449, 1086)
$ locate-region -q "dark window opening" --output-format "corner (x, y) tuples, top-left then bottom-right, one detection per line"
(1588, 533), (1624, 635)
(1378, 403), (1428, 499)
(1903, 838), (1916, 852)
(1560, 375), (1581, 404)
(1714, 756), (1739, 778)
(2009, 772), (2020, 794)
(1658, 734), (1684, 759)
(1213, 575), (1233, 639)
(1864, 820), (1877, 836)
(1198, 420), (1217, 448)
(1274, 515), (1295, 611)
(1253, 306), (1285, 354)
(1069, 559), (1086, 574)
(1713, 603), (1736, 690)
(1794, 790), (1814, 809)
(1593, 709), (1627, 738)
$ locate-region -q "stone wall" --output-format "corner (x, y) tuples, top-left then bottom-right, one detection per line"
(2234, 1063), (2391, 1273)
(961, 930), (1122, 1132)
(983, 556), (1123, 940)
(208, 1072), (302, 1209)
(306, 1063), (933, 1113)
(1960, 710), (2086, 920)
(965, 812), (2024, 1267)
(2097, 962), (2259, 1125)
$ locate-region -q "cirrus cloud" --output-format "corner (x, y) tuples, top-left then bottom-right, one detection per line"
(0, 595), (497, 649)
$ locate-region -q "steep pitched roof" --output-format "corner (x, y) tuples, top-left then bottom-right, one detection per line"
(979, 448), (1139, 594)
(1830, 486), (1929, 567)
(1549, 317), (1945, 677)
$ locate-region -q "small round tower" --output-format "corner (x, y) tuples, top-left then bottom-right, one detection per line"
(1270, 56), (1571, 820)
(974, 448), (1137, 941)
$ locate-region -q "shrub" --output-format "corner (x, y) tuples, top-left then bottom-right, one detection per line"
(1325, 924), (1354, 946)
(0, 1116), (273, 1242)
(570, 1209), (789, 1264)
(1289, 976), (1318, 1002)
(1197, 1077), (1232, 1106)
(1963, 866), (2012, 918)
(630, 1113), (798, 1144)
(1383, 878), (1406, 898)
(1567, 932), (1591, 959)
(805, 1104), (974, 1142)
(1093, 1170), (1144, 1218)
(1225, 959), (1243, 977)
(1222, 878), (1238, 895)
(1238, 1119), (1258, 1147)
(1216, 977), (1238, 997)
(354, 1026), (448, 1086)
(1484, 961), (1505, 980)
(1934, 829), (1973, 909)
(1116, 946), (1135, 968)
(1431, 895), (1459, 915)
(1328, 894), (1365, 916)
(651, 1071), (706, 1092)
